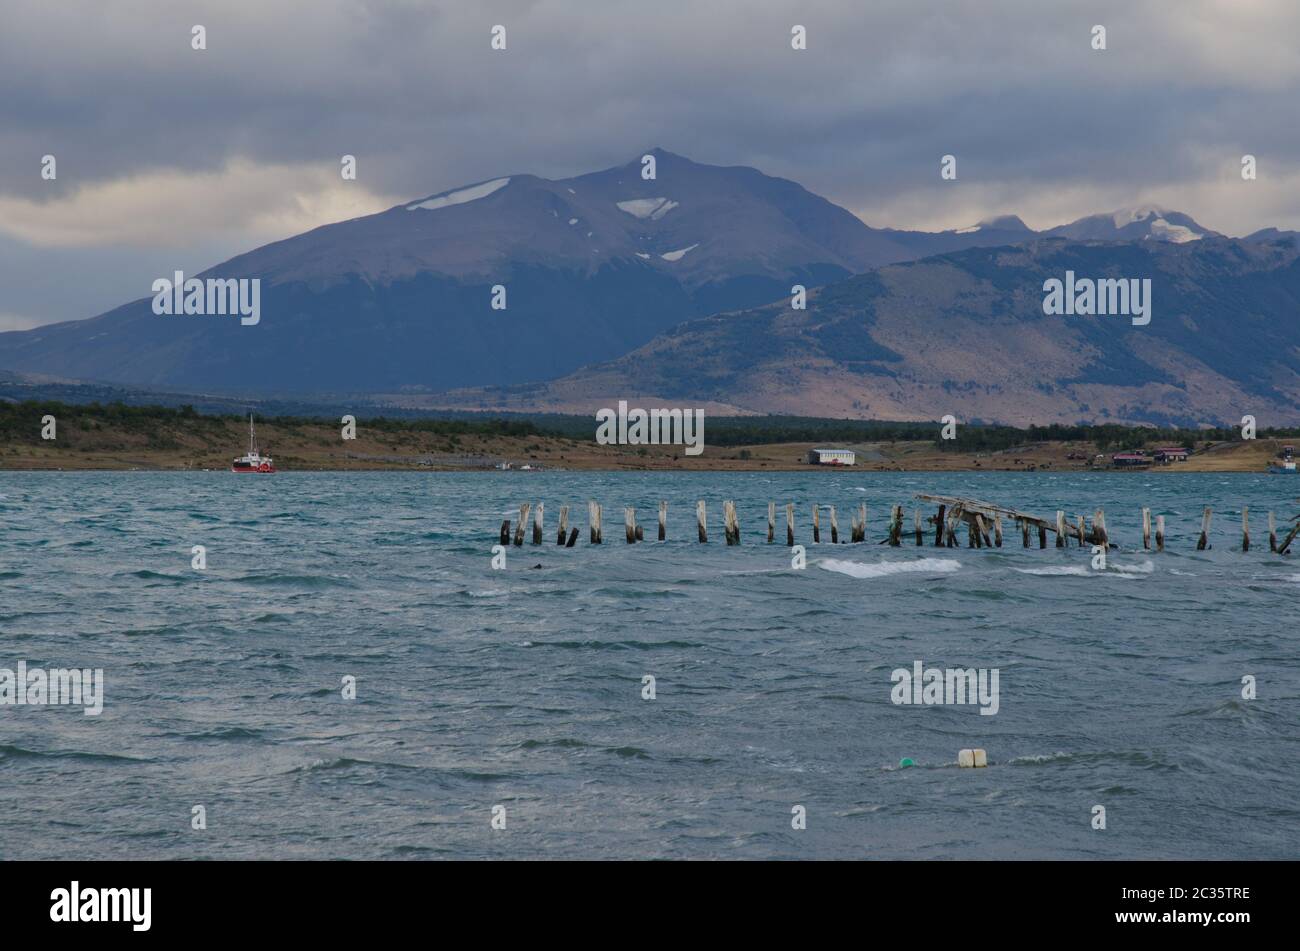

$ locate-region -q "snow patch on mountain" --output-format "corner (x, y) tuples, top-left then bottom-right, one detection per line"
(406, 177), (510, 212)
(1111, 205), (1170, 228)
(660, 244), (698, 262)
(1150, 218), (1202, 243)
(617, 197), (678, 220)
(954, 225), (981, 234)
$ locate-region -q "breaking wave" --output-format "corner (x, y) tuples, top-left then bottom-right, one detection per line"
(818, 557), (961, 579)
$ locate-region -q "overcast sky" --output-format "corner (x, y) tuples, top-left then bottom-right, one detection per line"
(2, 0), (1298, 329)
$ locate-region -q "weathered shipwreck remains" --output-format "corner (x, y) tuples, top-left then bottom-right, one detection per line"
(497, 495), (1300, 555)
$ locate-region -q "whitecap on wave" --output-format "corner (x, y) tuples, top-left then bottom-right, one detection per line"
(1013, 565), (1090, 576)
(1014, 559), (1154, 578)
(818, 558), (961, 579)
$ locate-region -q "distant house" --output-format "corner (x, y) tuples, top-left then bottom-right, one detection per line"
(1111, 452), (1152, 469)
(1154, 446), (1189, 463)
(807, 448), (856, 466)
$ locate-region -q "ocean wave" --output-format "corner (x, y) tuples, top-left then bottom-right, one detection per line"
(516, 737), (591, 750)
(1006, 749), (1176, 770)
(285, 756), (424, 776)
(234, 573), (358, 589)
(121, 569), (187, 582)
(1005, 751), (1073, 765)
(818, 557), (961, 579)
(1112, 559), (1155, 574)
(1013, 565), (1091, 576)
(534, 638), (702, 650)
(605, 746), (652, 759)
(1015, 560), (1154, 578)
(1175, 698), (1254, 718)
(156, 725), (267, 742)
(0, 744), (151, 764)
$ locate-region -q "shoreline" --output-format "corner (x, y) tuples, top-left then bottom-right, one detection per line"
(3, 413), (1293, 474)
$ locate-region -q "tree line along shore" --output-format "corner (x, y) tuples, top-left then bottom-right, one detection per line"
(0, 400), (1294, 472)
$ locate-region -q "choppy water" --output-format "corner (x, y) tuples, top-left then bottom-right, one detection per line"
(1, 471), (1297, 859)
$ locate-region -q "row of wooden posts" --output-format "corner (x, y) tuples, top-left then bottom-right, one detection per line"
(498, 495), (1300, 554)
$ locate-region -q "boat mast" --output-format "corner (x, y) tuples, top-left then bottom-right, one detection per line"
(249, 413), (257, 455)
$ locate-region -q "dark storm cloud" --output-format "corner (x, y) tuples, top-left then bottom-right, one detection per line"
(1, 0), (1298, 322)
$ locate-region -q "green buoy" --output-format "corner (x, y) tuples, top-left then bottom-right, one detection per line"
(899, 758), (915, 768)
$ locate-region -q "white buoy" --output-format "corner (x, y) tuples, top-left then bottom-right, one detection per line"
(958, 748), (988, 768)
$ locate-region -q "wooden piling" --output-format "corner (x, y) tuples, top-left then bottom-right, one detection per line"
(625, 507), (636, 544)
(1055, 511), (1066, 548)
(888, 505), (903, 546)
(635, 524), (644, 542)
(915, 508), (924, 546)
(812, 505), (821, 544)
(557, 505), (569, 545)
(1279, 520), (1300, 555)
(1242, 506), (1250, 552)
(1038, 525), (1047, 549)
(514, 504), (530, 546)
(697, 500), (708, 543)
(859, 503), (867, 543)
(785, 503), (795, 547)
(589, 500), (602, 544)
(767, 502), (775, 543)
(830, 506), (839, 544)
(1269, 512), (1277, 552)
(993, 513), (1002, 548)
(975, 513), (992, 548)
(658, 501), (667, 541)
(1094, 509), (1108, 548)
(532, 502), (544, 544)
(1155, 514), (1165, 552)
(1021, 517), (1029, 548)
(1197, 507), (1211, 551)
(1141, 507), (1151, 550)
(565, 526), (578, 547)
(724, 500), (740, 545)
(1076, 515), (1086, 547)
(499, 520), (511, 545)
(935, 505), (946, 546)
(967, 518), (977, 548)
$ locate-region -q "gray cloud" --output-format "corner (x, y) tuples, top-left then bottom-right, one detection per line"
(2, 0), (1298, 324)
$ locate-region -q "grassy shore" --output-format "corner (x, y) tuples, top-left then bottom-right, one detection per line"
(1, 403), (1294, 472)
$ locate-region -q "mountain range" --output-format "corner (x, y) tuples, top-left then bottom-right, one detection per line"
(1, 149), (1296, 425)
(434, 237), (1300, 426)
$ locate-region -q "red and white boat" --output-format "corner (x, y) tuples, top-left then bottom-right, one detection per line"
(231, 415), (275, 473)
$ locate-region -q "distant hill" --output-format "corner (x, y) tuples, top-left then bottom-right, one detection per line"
(0, 149), (1033, 395)
(1, 149), (1293, 422)
(422, 236), (1300, 427)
